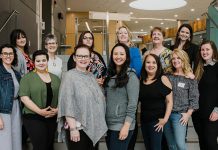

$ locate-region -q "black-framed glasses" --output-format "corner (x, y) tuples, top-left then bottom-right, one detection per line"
(83, 36), (93, 40)
(1, 52), (14, 57)
(75, 55), (90, 60)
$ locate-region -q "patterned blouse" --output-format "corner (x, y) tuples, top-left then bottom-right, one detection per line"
(23, 52), (34, 72)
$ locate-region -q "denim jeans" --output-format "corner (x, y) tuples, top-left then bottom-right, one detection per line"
(141, 120), (163, 150)
(164, 112), (187, 150)
(105, 129), (133, 150)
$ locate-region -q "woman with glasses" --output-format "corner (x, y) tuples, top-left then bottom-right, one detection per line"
(19, 50), (60, 150)
(57, 44), (107, 150)
(67, 31), (107, 86)
(44, 33), (62, 78)
(0, 44), (22, 150)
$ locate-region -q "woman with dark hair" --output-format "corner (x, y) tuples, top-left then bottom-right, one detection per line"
(139, 54), (173, 150)
(0, 44), (21, 150)
(67, 31), (107, 85)
(19, 50), (60, 150)
(193, 40), (218, 150)
(104, 43), (139, 150)
(10, 29), (34, 76)
(57, 44), (107, 150)
(172, 24), (199, 68)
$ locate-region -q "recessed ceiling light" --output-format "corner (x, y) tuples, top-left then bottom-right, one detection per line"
(150, 26), (153, 29)
(166, 27), (169, 29)
(94, 29), (97, 31)
(129, 0), (187, 10)
(196, 18), (200, 21)
(135, 20), (138, 23)
(174, 14), (178, 18)
(121, 0), (126, 3)
(141, 29), (144, 31)
(160, 22), (164, 25)
(191, 8), (195, 12)
(130, 12), (134, 15)
(67, 8), (71, 11)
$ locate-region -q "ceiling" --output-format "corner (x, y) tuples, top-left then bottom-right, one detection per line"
(66, 0), (213, 41)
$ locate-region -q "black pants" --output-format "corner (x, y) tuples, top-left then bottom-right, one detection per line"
(192, 111), (218, 150)
(128, 123), (138, 150)
(65, 129), (97, 150)
(23, 115), (57, 150)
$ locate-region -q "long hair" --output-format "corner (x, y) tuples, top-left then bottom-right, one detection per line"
(166, 49), (192, 76)
(78, 31), (94, 50)
(174, 24), (193, 51)
(104, 43), (130, 88)
(10, 29), (29, 55)
(0, 44), (18, 66)
(141, 54), (163, 82)
(194, 40), (218, 81)
(116, 26), (135, 47)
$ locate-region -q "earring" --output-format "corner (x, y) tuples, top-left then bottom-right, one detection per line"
(33, 68), (37, 72)
(46, 67), (48, 72)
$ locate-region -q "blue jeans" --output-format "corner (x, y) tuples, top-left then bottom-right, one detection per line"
(105, 130), (133, 150)
(164, 113), (187, 150)
(141, 120), (163, 150)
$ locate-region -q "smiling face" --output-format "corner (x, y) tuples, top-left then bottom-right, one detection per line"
(0, 47), (14, 68)
(145, 55), (157, 75)
(34, 55), (48, 72)
(151, 29), (164, 45)
(82, 33), (93, 48)
(117, 27), (129, 44)
(172, 53), (183, 70)
(200, 43), (213, 62)
(73, 47), (91, 71)
(112, 46), (127, 67)
(45, 39), (58, 53)
(179, 27), (191, 41)
(16, 34), (27, 48)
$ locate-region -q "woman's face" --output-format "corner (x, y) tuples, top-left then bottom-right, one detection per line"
(45, 39), (58, 53)
(151, 30), (163, 45)
(117, 27), (129, 44)
(82, 33), (93, 48)
(0, 47), (14, 66)
(113, 46), (127, 67)
(200, 43), (213, 62)
(34, 55), (48, 71)
(74, 47), (91, 71)
(145, 55), (157, 74)
(179, 27), (191, 41)
(16, 34), (26, 48)
(172, 53), (183, 69)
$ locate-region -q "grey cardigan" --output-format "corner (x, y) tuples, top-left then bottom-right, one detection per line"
(105, 70), (139, 131)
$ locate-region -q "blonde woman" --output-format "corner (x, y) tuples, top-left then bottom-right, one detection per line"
(164, 49), (199, 150)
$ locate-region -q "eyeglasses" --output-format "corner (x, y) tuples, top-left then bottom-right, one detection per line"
(46, 42), (57, 45)
(83, 36), (93, 40)
(1, 52), (14, 57)
(75, 55), (90, 60)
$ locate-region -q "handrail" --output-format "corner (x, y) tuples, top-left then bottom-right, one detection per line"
(0, 10), (19, 32)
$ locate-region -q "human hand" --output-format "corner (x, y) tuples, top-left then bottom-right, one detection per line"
(154, 118), (167, 132)
(39, 107), (52, 117)
(180, 113), (190, 126)
(45, 107), (58, 118)
(0, 117), (4, 130)
(70, 129), (80, 142)
(119, 125), (129, 140)
(96, 77), (104, 86)
(185, 72), (195, 79)
(209, 112), (218, 121)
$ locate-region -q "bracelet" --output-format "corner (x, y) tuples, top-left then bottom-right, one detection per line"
(70, 127), (77, 131)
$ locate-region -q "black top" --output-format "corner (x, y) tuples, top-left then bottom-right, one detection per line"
(139, 77), (171, 122)
(198, 62), (218, 118)
(46, 82), (53, 107)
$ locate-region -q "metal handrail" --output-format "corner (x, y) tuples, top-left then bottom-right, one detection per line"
(0, 10), (19, 32)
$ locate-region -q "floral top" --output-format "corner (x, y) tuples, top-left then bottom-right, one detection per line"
(159, 48), (172, 71)
(23, 52), (34, 72)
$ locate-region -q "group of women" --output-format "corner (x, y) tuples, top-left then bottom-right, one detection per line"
(0, 23), (217, 150)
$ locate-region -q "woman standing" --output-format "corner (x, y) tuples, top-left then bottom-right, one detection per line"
(172, 24), (199, 68)
(10, 29), (34, 76)
(193, 40), (218, 150)
(104, 43), (139, 150)
(44, 33), (62, 78)
(139, 54), (173, 150)
(164, 49), (199, 150)
(116, 26), (142, 78)
(57, 44), (107, 150)
(0, 44), (21, 150)
(19, 50), (60, 150)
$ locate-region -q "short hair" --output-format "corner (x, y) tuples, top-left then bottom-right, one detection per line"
(44, 33), (58, 45)
(73, 44), (91, 57)
(0, 44), (18, 66)
(150, 27), (166, 38)
(32, 50), (49, 62)
(141, 54), (163, 81)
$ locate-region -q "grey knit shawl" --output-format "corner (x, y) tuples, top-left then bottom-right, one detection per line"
(57, 69), (108, 145)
